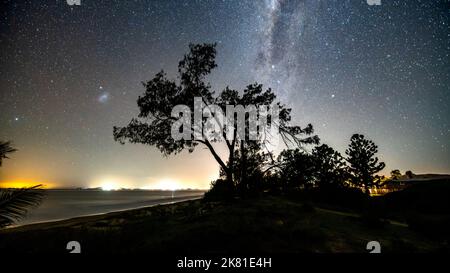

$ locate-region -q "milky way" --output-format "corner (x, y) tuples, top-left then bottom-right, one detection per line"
(0, 0), (449, 189)
(254, 0), (449, 176)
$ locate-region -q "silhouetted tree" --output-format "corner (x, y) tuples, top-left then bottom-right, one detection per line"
(311, 144), (348, 189)
(0, 141), (17, 166)
(0, 141), (44, 228)
(405, 170), (414, 179)
(390, 169), (401, 180)
(113, 43), (318, 191)
(345, 134), (385, 194)
(275, 149), (315, 191)
(224, 142), (271, 196)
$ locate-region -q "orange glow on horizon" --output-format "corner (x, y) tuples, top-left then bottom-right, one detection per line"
(1, 175), (212, 190)
(0, 180), (54, 189)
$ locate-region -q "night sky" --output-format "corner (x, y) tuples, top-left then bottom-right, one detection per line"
(0, 0), (449, 189)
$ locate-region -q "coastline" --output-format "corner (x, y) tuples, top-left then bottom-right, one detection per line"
(4, 194), (203, 232)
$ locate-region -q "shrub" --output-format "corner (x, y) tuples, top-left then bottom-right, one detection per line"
(203, 179), (235, 201)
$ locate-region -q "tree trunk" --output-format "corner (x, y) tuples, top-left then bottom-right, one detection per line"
(226, 169), (233, 186)
(227, 154), (234, 187)
(240, 140), (247, 191)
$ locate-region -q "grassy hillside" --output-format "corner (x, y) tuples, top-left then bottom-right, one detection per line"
(379, 179), (450, 241)
(0, 196), (444, 253)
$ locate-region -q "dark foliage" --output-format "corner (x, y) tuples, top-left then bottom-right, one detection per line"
(204, 179), (235, 201)
(0, 185), (45, 228)
(390, 169), (401, 180)
(345, 134), (385, 194)
(405, 170), (415, 179)
(311, 144), (348, 189)
(0, 141), (45, 228)
(0, 141), (17, 166)
(275, 149), (316, 192)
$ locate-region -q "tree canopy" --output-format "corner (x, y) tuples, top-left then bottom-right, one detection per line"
(114, 43), (319, 189)
(345, 134), (385, 194)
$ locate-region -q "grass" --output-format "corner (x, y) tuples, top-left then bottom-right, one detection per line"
(0, 196), (444, 253)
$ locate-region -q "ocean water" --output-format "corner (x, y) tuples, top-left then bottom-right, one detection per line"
(14, 189), (204, 226)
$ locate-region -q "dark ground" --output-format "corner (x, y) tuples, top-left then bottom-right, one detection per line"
(1, 192), (448, 254)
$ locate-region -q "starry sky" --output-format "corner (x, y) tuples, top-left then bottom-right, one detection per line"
(0, 0), (449, 189)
